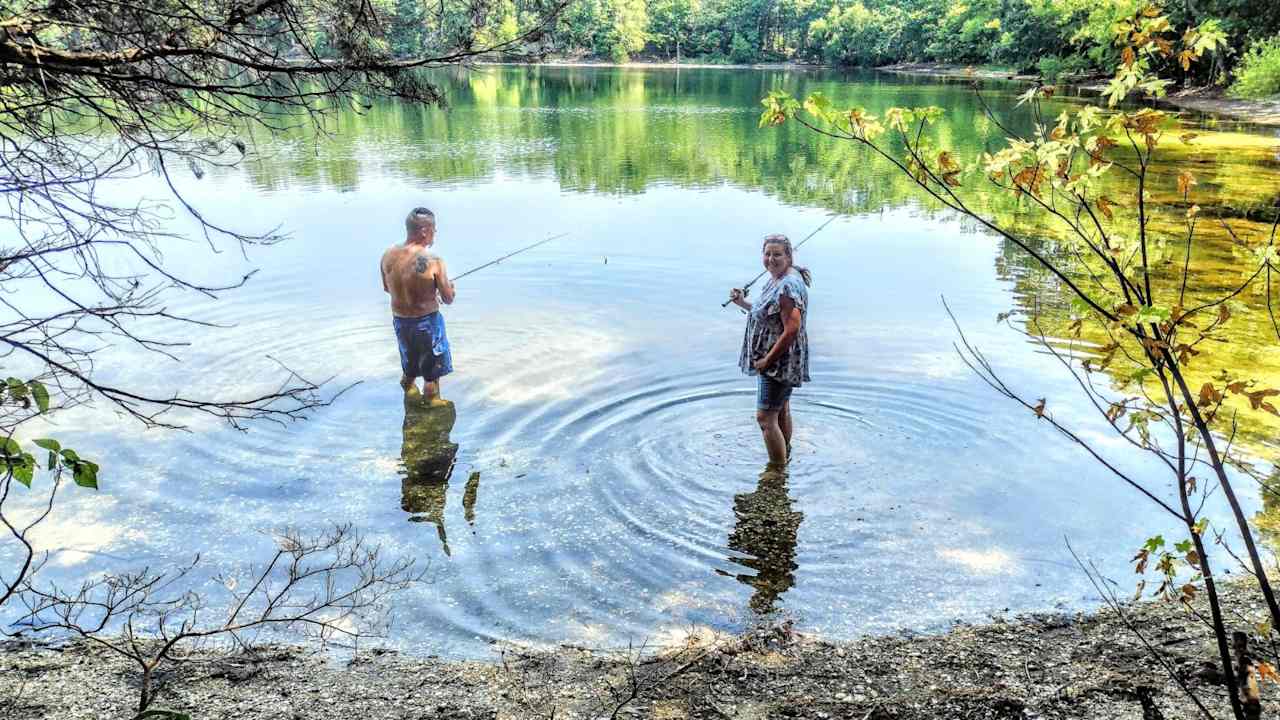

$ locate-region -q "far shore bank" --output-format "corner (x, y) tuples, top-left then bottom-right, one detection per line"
(5, 580), (1272, 719)
(878, 61), (1280, 126)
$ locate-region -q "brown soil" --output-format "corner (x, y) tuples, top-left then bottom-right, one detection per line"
(879, 62), (1280, 127)
(2, 581), (1275, 719)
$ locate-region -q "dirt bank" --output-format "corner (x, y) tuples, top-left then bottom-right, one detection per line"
(3, 581), (1275, 719)
(879, 61), (1280, 127)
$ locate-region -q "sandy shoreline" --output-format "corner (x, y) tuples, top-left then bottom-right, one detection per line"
(4, 580), (1272, 719)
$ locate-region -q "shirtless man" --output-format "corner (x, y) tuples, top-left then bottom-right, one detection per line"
(381, 207), (456, 401)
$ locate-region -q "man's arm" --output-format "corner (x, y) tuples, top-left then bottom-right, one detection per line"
(380, 251), (390, 293)
(436, 259), (456, 305)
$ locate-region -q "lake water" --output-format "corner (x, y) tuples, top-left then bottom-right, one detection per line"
(7, 66), (1280, 657)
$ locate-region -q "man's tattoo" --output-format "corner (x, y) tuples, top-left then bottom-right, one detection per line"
(415, 254), (429, 274)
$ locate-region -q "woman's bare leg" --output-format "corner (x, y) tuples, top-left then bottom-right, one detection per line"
(756, 409), (787, 466)
(779, 400), (793, 453)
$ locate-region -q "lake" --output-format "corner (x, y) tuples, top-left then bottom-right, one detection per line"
(7, 66), (1280, 657)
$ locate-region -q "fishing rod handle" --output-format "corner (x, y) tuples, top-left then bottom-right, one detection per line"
(722, 285), (751, 308)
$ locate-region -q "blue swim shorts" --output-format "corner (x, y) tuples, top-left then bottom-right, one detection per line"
(756, 375), (793, 411)
(393, 312), (453, 381)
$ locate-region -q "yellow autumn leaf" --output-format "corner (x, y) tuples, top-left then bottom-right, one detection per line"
(1097, 196), (1116, 220)
(1177, 170), (1196, 196)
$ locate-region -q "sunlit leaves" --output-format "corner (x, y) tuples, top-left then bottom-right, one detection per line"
(801, 92), (832, 121)
(1096, 196), (1117, 220)
(1106, 7), (1223, 106)
(1077, 106), (1102, 133)
(1244, 388), (1280, 416)
(1133, 533), (1204, 603)
(1, 437), (34, 487)
(1186, 19), (1228, 58)
(2, 377), (48, 413)
(1198, 382), (1223, 408)
(30, 381), (48, 413)
(1, 434), (98, 490)
(72, 457), (100, 489)
(937, 151), (962, 187)
(760, 92), (948, 150)
(758, 90), (799, 128)
(847, 109), (884, 141)
(1015, 86), (1041, 107)
(884, 107), (911, 133)
(1175, 169), (1196, 195)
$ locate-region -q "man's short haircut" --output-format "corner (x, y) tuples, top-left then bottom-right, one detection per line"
(406, 207), (436, 234)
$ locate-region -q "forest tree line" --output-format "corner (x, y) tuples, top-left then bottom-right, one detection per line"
(377, 0), (1280, 93)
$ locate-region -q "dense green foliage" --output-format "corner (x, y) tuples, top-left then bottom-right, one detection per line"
(378, 0), (1280, 79)
(1230, 34), (1280, 98)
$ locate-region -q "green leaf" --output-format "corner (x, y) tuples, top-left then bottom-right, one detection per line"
(1138, 77), (1173, 98)
(1134, 305), (1171, 324)
(1128, 368), (1154, 385)
(47, 451), (56, 471)
(72, 460), (99, 490)
(28, 381), (49, 414)
(60, 448), (79, 463)
(1, 437), (18, 457)
(802, 92), (833, 122)
(13, 458), (34, 487)
(5, 378), (27, 401)
(33, 438), (60, 452)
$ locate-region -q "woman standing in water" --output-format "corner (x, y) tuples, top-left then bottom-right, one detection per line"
(728, 234), (812, 466)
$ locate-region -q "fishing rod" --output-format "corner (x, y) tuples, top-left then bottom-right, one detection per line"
(450, 232), (569, 283)
(721, 214), (839, 308)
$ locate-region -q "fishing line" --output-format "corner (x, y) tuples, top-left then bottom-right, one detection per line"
(451, 232), (570, 283)
(721, 214), (839, 308)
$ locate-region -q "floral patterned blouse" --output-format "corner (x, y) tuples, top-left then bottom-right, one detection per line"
(738, 269), (810, 387)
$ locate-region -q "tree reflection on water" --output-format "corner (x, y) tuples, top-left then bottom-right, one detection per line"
(725, 466), (804, 616)
(401, 396), (459, 555)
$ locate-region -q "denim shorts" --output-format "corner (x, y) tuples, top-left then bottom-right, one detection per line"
(756, 375), (793, 411)
(393, 312), (453, 381)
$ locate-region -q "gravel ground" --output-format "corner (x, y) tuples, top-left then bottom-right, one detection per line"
(2, 582), (1276, 719)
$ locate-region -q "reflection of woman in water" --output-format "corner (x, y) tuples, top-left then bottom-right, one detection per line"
(726, 465), (803, 616)
(401, 395), (460, 555)
(728, 234), (812, 466)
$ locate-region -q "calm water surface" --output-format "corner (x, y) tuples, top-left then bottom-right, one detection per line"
(9, 67), (1280, 657)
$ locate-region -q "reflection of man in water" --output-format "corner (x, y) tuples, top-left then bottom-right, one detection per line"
(401, 395), (460, 555)
(726, 465), (803, 616)
(381, 207), (455, 402)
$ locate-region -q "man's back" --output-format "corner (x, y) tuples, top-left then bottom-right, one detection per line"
(382, 244), (446, 318)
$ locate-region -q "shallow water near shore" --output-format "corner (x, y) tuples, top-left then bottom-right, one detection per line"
(5, 66), (1279, 657)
